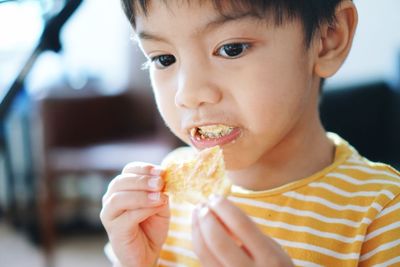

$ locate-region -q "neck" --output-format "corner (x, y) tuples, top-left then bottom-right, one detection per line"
(227, 112), (335, 192)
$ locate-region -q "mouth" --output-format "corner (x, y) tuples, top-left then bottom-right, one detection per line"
(191, 124), (234, 140)
(189, 124), (241, 149)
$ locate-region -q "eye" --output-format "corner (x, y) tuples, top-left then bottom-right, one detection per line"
(215, 43), (251, 59)
(151, 54), (176, 69)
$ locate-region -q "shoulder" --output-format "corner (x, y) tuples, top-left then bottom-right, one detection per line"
(337, 151), (400, 192)
(316, 133), (400, 219)
(326, 143), (400, 216)
(327, 132), (400, 193)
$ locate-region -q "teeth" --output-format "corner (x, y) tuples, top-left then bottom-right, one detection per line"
(190, 128), (197, 138)
(197, 124), (234, 139)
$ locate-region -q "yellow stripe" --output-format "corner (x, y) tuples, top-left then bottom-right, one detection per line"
(160, 134), (400, 266)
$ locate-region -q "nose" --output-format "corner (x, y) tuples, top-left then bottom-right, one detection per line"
(175, 61), (222, 109)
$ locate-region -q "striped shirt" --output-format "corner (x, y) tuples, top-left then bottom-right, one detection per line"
(158, 133), (400, 267)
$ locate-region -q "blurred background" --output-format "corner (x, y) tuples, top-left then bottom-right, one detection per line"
(0, 0), (399, 266)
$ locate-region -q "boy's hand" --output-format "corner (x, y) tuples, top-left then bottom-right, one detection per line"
(192, 196), (294, 267)
(100, 162), (170, 267)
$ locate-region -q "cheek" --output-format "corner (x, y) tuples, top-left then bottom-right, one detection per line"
(152, 86), (175, 123)
(151, 71), (173, 116)
(235, 61), (311, 134)
(151, 74), (185, 138)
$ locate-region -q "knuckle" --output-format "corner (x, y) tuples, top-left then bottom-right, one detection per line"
(101, 193), (108, 204)
(99, 209), (110, 228)
(122, 161), (153, 174)
(106, 175), (121, 191)
(99, 209), (106, 222)
(121, 162), (136, 174)
(107, 193), (121, 206)
(118, 173), (148, 189)
(137, 175), (148, 184)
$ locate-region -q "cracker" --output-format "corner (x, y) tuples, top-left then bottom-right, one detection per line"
(163, 146), (231, 204)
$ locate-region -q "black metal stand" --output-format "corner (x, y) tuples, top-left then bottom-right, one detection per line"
(0, 122), (16, 220)
(0, 0), (84, 119)
(0, 1), (83, 266)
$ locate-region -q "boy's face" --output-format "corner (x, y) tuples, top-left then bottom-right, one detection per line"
(135, 1), (320, 170)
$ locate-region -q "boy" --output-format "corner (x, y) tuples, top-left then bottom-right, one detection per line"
(100, 0), (400, 266)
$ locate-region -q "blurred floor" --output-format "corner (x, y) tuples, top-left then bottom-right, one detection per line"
(0, 221), (110, 267)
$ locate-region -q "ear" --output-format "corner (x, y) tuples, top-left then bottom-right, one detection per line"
(314, 1), (358, 78)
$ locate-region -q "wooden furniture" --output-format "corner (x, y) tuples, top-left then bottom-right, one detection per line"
(34, 88), (178, 265)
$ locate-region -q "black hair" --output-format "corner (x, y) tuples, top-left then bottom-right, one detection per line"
(120, 0), (348, 47)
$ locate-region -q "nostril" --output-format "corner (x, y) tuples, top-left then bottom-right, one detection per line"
(175, 66), (222, 108)
(175, 85), (222, 109)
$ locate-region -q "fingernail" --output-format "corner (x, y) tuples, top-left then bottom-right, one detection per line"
(198, 205), (210, 218)
(208, 194), (222, 206)
(148, 177), (161, 189)
(148, 192), (160, 201)
(193, 204), (202, 213)
(150, 167), (163, 176)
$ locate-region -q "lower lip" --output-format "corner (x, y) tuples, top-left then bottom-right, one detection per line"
(190, 128), (241, 149)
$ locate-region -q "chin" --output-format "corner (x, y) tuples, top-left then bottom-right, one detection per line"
(223, 151), (251, 171)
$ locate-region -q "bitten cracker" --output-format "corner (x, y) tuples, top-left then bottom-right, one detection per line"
(163, 146), (231, 204)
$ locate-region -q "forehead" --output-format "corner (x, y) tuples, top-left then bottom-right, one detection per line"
(134, 1), (272, 43)
(134, 0), (293, 40)
(132, 0), (279, 28)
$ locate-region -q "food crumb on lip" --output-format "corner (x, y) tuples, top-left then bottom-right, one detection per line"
(190, 124), (235, 139)
(190, 128), (197, 138)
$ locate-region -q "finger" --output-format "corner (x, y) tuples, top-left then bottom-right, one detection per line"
(208, 196), (277, 257)
(122, 162), (164, 176)
(195, 205), (252, 267)
(107, 203), (169, 238)
(103, 174), (164, 201)
(191, 205), (224, 267)
(100, 191), (168, 222)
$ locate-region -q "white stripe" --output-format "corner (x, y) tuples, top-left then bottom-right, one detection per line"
(229, 196), (370, 227)
(360, 239), (400, 261)
(376, 201), (400, 219)
(365, 221), (400, 241)
(327, 172), (400, 187)
(346, 157), (366, 165)
(171, 216), (192, 225)
(170, 203), (195, 212)
(309, 182), (396, 199)
(372, 255), (400, 267)
(250, 216), (365, 243)
(158, 259), (187, 267)
(292, 259), (323, 267)
(169, 230), (192, 241)
(162, 244), (198, 260)
(275, 238), (359, 260)
(283, 191), (373, 212)
(338, 165), (400, 179)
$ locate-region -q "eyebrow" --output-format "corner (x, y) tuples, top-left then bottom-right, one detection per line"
(137, 12), (260, 43)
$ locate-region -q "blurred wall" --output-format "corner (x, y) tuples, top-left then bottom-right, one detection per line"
(328, 0), (400, 88)
(24, 0), (136, 95)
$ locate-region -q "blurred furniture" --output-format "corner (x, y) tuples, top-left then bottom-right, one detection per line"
(34, 86), (178, 265)
(320, 81), (400, 169)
